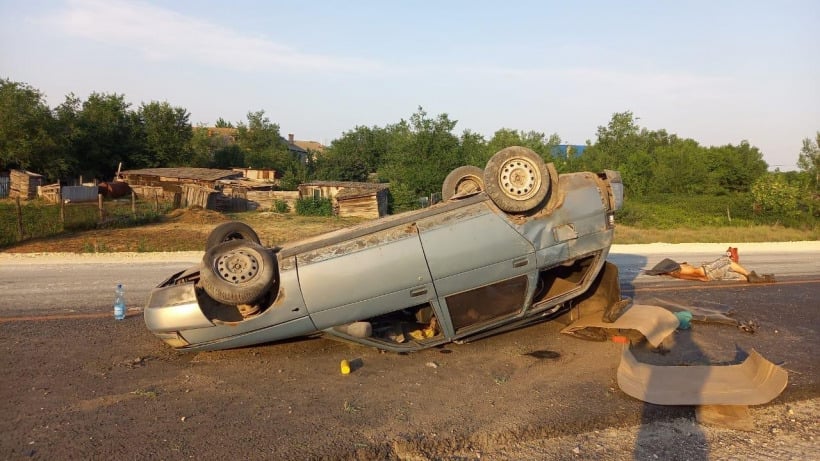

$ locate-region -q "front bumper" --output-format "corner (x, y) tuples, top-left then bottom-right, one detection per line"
(144, 282), (213, 339)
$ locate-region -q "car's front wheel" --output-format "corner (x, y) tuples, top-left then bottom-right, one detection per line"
(199, 240), (277, 306)
(483, 146), (550, 213)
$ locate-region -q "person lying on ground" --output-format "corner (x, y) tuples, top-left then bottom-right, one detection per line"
(645, 248), (775, 283)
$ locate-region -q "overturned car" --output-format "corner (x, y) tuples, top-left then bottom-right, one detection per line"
(145, 147), (624, 352)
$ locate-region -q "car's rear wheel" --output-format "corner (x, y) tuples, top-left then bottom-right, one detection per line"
(442, 165), (485, 200)
(199, 240), (277, 306)
(205, 222), (261, 251)
(483, 146), (550, 213)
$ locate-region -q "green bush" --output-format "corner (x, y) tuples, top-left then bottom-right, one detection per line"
(752, 175), (800, 218)
(617, 194), (756, 229)
(617, 193), (817, 229)
(295, 197), (333, 216)
(273, 199), (290, 213)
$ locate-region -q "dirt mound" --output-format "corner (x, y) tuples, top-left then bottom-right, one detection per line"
(165, 207), (230, 225)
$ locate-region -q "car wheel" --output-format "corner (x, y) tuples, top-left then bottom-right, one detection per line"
(205, 221), (261, 250)
(483, 146), (550, 213)
(199, 240), (277, 306)
(442, 165), (485, 200)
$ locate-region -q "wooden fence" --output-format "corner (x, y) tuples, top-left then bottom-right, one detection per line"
(0, 194), (172, 247)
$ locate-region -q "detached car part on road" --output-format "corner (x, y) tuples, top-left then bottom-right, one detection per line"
(145, 147), (624, 352)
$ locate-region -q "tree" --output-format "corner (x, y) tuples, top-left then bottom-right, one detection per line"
(752, 173), (800, 220)
(486, 129), (560, 165)
(650, 138), (708, 195)
(49, 94), (82, 179)
(214, 117), (233, 128)
(133, 101), (193, 168)
(211, 145), (245, 169)
(236, 110), (291, 170)
(378, 107), (462, 211)
(704, 141), (768, 194)
(459, 129), (488, 168)
(797, 132), (820, 189)
(0, 79), (60, 178)
(580, 111), (644, 178)
(315, 125), (390, 181)
(70, 92), (137, 180)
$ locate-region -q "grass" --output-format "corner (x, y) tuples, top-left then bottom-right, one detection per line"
(613, 224), (819, 244)
(2, 195), (817, 252)
(130, 389), (158, 398)
(343, 400), (361, 413)
(613, 193), (817, 243)
(493, 375), (509, 385)
(0, 198), (172, 249)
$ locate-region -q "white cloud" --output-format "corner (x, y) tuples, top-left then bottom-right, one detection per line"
(446, 64), (737, 103)
(44, 0), (381, 73)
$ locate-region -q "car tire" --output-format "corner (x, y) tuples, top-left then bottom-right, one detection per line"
(199, 240), (277, 306)
(483, 146), (550, 213)
(442, 165), (485, 200)
(205, 221), (261, 251)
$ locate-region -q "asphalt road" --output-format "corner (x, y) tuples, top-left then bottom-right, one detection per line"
(0, 243), (818, 459)
(0, 242), (817, 317)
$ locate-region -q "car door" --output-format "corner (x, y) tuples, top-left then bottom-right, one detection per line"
(415, 201), (536, 336)
(297, 223), (435, 330)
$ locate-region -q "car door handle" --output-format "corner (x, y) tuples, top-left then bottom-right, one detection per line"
(513, 258), (529, 268)
(410, 287), (428, 297)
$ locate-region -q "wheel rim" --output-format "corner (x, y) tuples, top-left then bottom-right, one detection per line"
(499, 157), (541, 200)
(214, 248), (260, 285)
(456, 175), (482, 195)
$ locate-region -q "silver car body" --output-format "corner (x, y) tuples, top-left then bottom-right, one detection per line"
(145, 169), (623, 352)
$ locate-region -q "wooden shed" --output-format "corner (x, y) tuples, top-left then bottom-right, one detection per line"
(119, 168), (242, 193)
(231, 167), (279, 181)
(9, 169), (45, 200)
(298, 181), (389, 219)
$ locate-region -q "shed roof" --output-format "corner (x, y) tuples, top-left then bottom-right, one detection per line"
(300, 181), (388, 190)
(120, 168), (242, 181)
(11, 169), (44, 178)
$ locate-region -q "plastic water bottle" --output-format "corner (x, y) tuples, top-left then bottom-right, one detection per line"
(114, 283), (126, 320)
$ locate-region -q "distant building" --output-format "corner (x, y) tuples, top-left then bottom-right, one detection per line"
(285, 133), (310, 164)
(552, 144), (586, 158)
(196, 126), (325, 165)
(299, 181), (390, 219)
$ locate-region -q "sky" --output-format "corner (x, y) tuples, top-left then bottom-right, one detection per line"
(1, 0), (818, 170)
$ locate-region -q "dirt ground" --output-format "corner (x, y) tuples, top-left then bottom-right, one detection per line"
(2, 209), (818, 459)
(1, 306), (817, 460)
(3, 209), (364, 253)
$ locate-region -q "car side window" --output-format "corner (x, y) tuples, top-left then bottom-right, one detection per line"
(445, 275), (528, 332)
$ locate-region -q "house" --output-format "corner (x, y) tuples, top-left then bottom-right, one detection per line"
(285, 134), (310, 164)
(197, 126), (322, 165)
(291, 139), (326, 154)
(298, 181), (389, 219)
